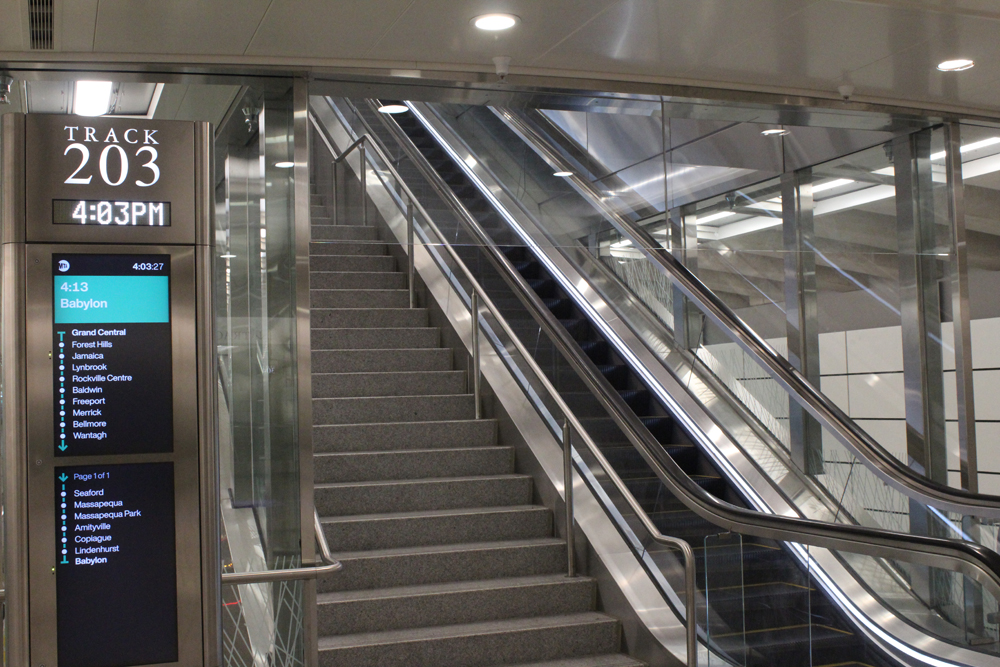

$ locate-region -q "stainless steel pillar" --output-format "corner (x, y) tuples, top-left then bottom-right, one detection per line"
(782, 168), (824, 475)
(669, 204), (701, 349)
(894, 129), (948, 485)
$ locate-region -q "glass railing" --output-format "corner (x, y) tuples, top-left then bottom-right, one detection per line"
(215, 83), (307, 667)
(383, 99), (1000, 658)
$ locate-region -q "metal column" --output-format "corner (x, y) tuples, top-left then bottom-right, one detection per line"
(669, 204), (701, 350)
(894, 129), (948, 486)
(782, 168), (824, 475)
(944, 123), (979, 493)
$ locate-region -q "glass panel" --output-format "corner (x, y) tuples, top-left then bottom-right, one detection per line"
(957, 122), (1000, 497)
(216, 83), (304, 667)
(703, 532), (745, 667)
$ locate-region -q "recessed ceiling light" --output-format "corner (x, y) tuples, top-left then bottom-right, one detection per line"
(472, 13), (519, 31)
(761, 128), (790, 137)
(74, 80), (113, 117)
(274, 161), (294, 169)
(378, 104), (408, 114)
(553, 171), (573, 177)
(937, 59), (974, 72)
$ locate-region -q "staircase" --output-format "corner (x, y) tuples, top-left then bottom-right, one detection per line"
(309, 187), (644, 666)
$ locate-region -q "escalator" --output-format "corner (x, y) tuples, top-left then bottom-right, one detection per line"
(313, 94), (1000, 667)
(387, 109), (889, 667)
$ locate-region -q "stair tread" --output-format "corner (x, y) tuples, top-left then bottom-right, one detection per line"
(330, 537), (565, 560)
(318, 612), (615, 648)
(317, 446), (511, 459)
(317, 474), (531, 490)
(322, 504), (546, 524)
(507, 656), (644, 667)
(318, 573), (592, 604)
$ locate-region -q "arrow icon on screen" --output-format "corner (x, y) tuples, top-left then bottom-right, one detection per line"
(58, 474), (68, 482)
(58, 444), (68, 452)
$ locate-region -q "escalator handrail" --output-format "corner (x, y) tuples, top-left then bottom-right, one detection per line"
(350, 97), (1000, 606)
(493, 106), (1000, 520)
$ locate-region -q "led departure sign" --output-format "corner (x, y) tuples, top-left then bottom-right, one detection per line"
(53, 254), (172, 456)
(56, 463), (178, 667)
(53, 199), (170, 226)
(24, 114), (195, 236)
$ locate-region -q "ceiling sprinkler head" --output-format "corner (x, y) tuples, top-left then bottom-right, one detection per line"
(493, 56), (511, 82)
(0, 75), (13, 105)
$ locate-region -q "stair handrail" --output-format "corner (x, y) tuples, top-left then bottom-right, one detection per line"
(311, 101), (700, 667)
(487, 106), (1000, 521)
(345, 97), (1000, 602)
(221, 509), (342, 584)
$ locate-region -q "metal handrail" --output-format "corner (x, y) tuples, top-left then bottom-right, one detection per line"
(326, 96), (1000, 664)
(495, 106), (1000, 520)
(353, 97), (1000, 598)
(317, 99), (700, 665)
(221, 510), (342, 585)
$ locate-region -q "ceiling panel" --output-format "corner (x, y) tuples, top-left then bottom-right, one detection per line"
(532, 0), (818, 79)
(244, 0), (417, 57)
(359, 0), (619, 64)
(60, 0), (98, 52)
(0, 0), (24, 50)
(92, 0), (272, 54)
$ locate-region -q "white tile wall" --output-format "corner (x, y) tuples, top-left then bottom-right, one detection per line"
(821, 375), (849, 411)
(846, 326), (904, 374)
(854, 419), (907, 463)
(848, 373), (906, 419)
(979, 473), (1000, 495)
(976, 422), (1000, 474)
(819, 331), (847, 375)
(972, 318), (1000, 369)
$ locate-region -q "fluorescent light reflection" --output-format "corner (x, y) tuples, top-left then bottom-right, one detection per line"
(812, 178), (855, 193)
(378, 104), (408, 114)
(930, 137), (1000, 161)
(610, 239), (632, 249)
(274, 161), (294, 169)
(697, 211), (737, 224)
(553, 171), (573, 177)
(74, 81), (113, 117)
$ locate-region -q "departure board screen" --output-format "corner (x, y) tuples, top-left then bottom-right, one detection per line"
(52, 254), (172, 456)
(56, 463), (178, 667)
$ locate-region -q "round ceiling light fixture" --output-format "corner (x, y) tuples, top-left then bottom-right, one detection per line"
(274, 161), (294, 168)
(378, 103), (408, 114)
(761, 128), (790, 137)
(937, 59), (975, 72)
(472, 13), (519, 31)
(553, 171), (573, 177)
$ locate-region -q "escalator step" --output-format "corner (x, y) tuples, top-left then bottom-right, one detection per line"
(560, 319), (589, 339)
(618, 389), (650, 413)
(526, 278), (556, 297)
(577, 339), (608, 363)
(639, 417), (676, 442)
(595, 364), (628, 389)
(542, 297), (575, 319)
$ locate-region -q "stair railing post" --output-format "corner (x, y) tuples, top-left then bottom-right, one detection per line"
(331, 159), (338, 227)
(471, 290), (481, 419)
(359, 140), (368, 226)
(563, 420), (576, 577)
(407, 198), (416, 308)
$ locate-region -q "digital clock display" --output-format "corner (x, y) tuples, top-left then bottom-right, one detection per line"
(53, 199), (171, 226)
